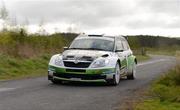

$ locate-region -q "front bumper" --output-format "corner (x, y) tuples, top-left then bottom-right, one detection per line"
(48, 65), (115, 82)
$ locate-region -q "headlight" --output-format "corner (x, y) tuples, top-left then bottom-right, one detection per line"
(54, 56), (64, 66)
(91, 58), (109, 68)
(49, 54), (64, 67)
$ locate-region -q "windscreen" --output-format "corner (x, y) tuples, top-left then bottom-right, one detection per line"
(69, 38), (114, 51)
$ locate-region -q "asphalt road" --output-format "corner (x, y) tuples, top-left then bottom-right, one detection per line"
(0, 55), (176, 110)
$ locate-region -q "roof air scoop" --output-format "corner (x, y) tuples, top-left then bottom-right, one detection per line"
(88, 34), (104, 37)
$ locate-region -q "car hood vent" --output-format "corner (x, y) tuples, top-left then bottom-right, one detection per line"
(67, 55), (75, 58)
(81, 56), (94, 61)
(63, 50), (111, 59)
(101, 54), (109, 57)
(63, 55), (94, 61)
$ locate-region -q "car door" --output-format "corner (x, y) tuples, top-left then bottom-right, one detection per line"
(121, 39), (132, 72)
(115, 38), (127, 73)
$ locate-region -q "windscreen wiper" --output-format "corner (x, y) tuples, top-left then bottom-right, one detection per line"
(85, 48), (105, 51)
(69, 47), (106, 51)
(69, 48), (85, 50)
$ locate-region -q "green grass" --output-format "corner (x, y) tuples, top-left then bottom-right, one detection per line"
(0, 54), (51, 80)
(147, 47), (180, 56)
(136, 99), (180, 110)
(136, 55), (150, 62)
(135, 64), (180, 110)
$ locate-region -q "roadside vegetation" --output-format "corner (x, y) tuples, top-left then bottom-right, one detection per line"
(127, 35), (180, 56)
(135, 58), (180, 110)
(0, 30), (77, 80)
(135, 55), (150, 62)
(0, 30), (76, 58)
(0, 54), (50, 80)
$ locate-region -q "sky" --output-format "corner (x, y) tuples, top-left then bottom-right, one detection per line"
(0, 0), (180, 37)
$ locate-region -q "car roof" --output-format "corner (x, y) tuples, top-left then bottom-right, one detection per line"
(76, 34), (126, 40)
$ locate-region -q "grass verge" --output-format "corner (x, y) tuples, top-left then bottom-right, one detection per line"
(147, 48), (180, 56)
(135, 64), (180, 110)
(0, 54), (51, 81)
(136, 55), (150, 62)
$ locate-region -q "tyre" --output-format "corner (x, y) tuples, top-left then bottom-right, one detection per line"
(50, 79), (62, 84)
(107, 63), (120, 86)
(127, 62), (136, 80)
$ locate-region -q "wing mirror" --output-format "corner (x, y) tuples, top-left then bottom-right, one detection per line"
(63, 46), (68, 51)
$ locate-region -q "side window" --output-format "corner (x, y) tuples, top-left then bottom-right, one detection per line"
(122, 41), (129, 50)
(125, 41), (130, 49)
(116, 40), (124, 51)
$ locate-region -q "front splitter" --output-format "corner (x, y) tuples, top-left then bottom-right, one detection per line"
(53, 76), (106, 82)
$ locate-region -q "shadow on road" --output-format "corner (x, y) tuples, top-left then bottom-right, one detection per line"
(48, 78), (128, 87)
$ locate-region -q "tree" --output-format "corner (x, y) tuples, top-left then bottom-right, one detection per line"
(21, 17), (29, 32)
(38, 18), (47, 35)
(0, 0), (9, 31)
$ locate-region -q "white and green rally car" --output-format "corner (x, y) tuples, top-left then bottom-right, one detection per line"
(48, 34), (137, 85)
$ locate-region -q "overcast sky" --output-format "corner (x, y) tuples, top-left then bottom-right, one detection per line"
(1, 0), (180, 37)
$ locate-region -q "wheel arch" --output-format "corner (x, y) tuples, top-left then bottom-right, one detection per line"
(134, 58), (137, 64)
(117, 59), (121, 67)
(127, 55), (137, 73)
(130, 55), (137, 64)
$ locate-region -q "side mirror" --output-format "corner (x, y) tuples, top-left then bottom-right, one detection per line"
(124, 36), (128, 40)
(63, 46), (68, 51)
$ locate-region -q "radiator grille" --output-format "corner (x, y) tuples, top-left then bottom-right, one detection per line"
(63, 61), (91, 68)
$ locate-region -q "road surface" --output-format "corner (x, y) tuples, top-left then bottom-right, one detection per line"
(0, 55), (176, 110)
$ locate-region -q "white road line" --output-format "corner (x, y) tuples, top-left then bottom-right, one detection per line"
(0, 88), (16, 92)
(137, 59), (168, 67)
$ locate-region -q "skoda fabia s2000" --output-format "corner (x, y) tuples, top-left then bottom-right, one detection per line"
(48, 34), (137, 85)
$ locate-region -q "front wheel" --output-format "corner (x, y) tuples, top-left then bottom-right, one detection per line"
(107, 63), (120, 86)
(50, 79), (62, 84)
(127, 62), (136, 80)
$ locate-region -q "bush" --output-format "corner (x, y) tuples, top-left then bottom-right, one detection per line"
(156, 65), (180, 86)
(0, 31), (77, 58)
(152, 65), (180, 103)
(152, 84), (180, 102)
(135, 65), (180, 110)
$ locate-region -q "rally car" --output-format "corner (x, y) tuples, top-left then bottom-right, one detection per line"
(48, 34), (137, 85)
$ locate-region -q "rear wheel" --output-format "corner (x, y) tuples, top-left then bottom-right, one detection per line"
(127, 62), (136, 80)
(107, 63), (120, 86)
